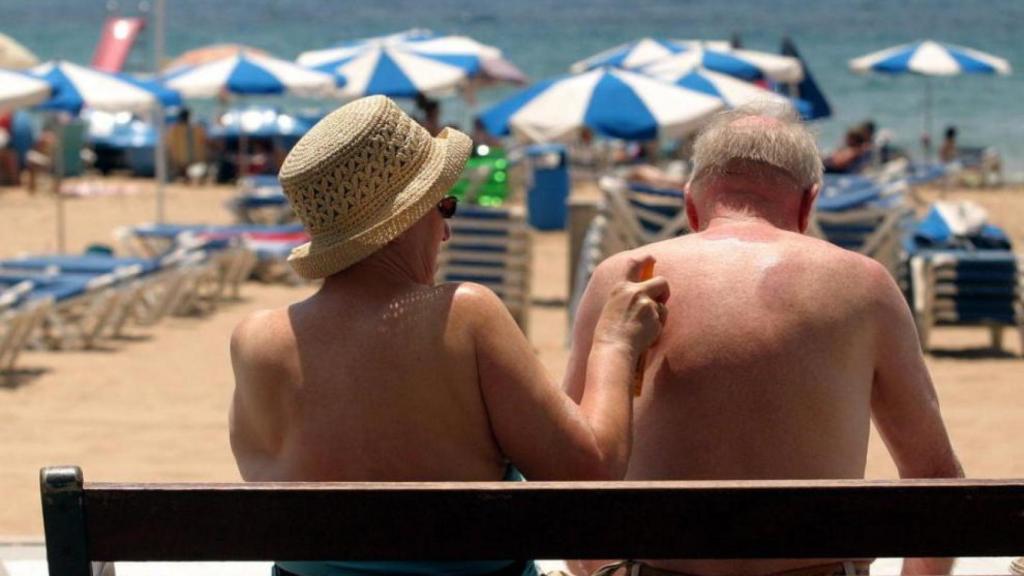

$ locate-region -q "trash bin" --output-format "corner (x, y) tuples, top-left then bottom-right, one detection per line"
(525, 144), (570, 230)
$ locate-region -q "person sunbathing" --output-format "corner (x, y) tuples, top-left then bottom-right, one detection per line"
(566, 104), (963, 576)
(229, 96), (669, 576)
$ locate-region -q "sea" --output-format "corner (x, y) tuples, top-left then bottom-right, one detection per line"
(5, 0), (1024, 177)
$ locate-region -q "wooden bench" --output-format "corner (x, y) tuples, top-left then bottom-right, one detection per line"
(40, 466), (1024, 576)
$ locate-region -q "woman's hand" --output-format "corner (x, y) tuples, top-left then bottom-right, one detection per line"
(592, 255), (670, 359)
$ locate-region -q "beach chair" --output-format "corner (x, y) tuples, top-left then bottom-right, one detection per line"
(119, 223), (287, 295)
(598, 175), (689, 246)
(0, 280), (51, 373)
(437, 205), (532, 331)
(567, 213), (635, 330)
(228, 176), (294, 225)
(902, 203), (1023, 355)
(0, 252), (194, 335)
(0, 270), (121, 350)
(813, 175), (914, 276)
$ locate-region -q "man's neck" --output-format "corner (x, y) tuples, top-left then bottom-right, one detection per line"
(702, 210), (800, 234)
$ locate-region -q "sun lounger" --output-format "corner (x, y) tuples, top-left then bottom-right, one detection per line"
(437, 205), (532, 330)
(0, 270), (120, 350)
(902, 203), (1023, 355)
(813, 175), (914, 275)
(228, 176), (294, 225)
(0, 280), (51, 373)
(599, 175), (689, 246)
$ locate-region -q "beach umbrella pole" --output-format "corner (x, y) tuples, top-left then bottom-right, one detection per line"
(155, 107), (167, 222)
(153, 0), (167, 223)
(53, 115), (66, 253)
(923, 77), (933, 159)
(239, 130), (249, 181)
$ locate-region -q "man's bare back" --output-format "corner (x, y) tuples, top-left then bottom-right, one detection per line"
(569, 226), (884, 575)
(566, 106), (961, 576)
(630, 225), (877, 484)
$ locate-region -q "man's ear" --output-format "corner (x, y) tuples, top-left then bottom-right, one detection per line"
(685, 185), (700, 232)
(798, 183), (819, 234)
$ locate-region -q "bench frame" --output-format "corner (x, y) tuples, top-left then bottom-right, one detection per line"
(40, 466), (1024, 576)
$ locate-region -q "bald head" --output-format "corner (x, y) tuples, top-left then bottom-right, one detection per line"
(688, 103), (822, 196)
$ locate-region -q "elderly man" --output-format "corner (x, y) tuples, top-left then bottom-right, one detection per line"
(567, 105), (963, 576)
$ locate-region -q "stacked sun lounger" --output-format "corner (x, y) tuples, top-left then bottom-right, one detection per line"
(598, 175), (689, 247)
(813, 173), (914, 275)
(0, 250), (216, 350)
(227, 176), (294, 225)
(436, 205), (532, 331)
(901, 202), (1023, 355)
(0, 279), (50, 373)
(564, 176), (688, 328)
(120, 223), (308, 287)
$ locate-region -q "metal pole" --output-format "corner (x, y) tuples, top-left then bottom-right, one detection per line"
(53, 118), (66, 253)
(923, 77), (933, 160)
(153, 0), (167, 222)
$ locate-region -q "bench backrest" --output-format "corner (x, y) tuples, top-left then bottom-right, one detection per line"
(40, 467), (1024, 576)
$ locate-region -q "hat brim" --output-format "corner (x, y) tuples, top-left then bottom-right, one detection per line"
(287, 127), (472, 279)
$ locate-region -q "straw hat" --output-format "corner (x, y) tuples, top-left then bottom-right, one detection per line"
(280, 95), (471, 279)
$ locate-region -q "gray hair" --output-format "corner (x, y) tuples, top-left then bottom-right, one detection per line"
(687, 102), (823, 193)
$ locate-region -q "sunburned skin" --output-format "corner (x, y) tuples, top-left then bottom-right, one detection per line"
(566, 214), (960, 576)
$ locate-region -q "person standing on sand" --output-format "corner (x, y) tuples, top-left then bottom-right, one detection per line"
(566, 104), (963, 576)
(229, 95), (669, 576)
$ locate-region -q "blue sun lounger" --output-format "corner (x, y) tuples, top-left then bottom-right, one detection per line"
(813, 174), (914, 275)
(0, 279), (49, 373)
(437, 205), (531, 330)
(229, 176), (293, 225)
(902, 204), (1022, 355)
(599, 175), (689, 246)
(0, 270), (120, 350)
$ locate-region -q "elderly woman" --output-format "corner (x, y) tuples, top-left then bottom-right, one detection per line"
(230, 96), (668, 576)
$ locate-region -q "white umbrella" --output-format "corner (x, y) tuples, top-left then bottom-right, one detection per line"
(479, 67), (723, 143)
(162, 53), (337, 99)
(297, 29), (525, 98)
(0, 33), (39, 69)
(0, 68), (51, 112)
(643, 64), (812, 117)
(29, 61), (182, 251)
(162, 53), (336, 177)
(849, 40), (1011, 151)
(643, 44), (804, 84)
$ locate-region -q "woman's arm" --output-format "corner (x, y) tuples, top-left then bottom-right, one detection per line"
(463, 256), (667, 481)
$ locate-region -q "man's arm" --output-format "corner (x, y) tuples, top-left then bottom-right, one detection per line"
(466, 256), (667, 481)
(868, 263), (963, 576)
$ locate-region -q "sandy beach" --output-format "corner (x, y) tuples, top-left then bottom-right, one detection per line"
(0, 178), (1022, 536)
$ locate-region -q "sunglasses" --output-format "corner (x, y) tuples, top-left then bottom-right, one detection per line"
(436, 195), (458, 219)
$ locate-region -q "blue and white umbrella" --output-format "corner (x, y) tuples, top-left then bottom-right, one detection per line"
(642, 44), (804, 84)
(644, 65), (813, 118)
(163, 53), (338, 99)
(569, 38), (695, 74)
(849, 40), (1011, 77)
(849, 40), (1011, 149)
(30, 60), (181, 113)
(0, 68), (51, 112)
(297, 29), (520, 98)
(27, 61), (183, 250)
(479, 67), (723, 143)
